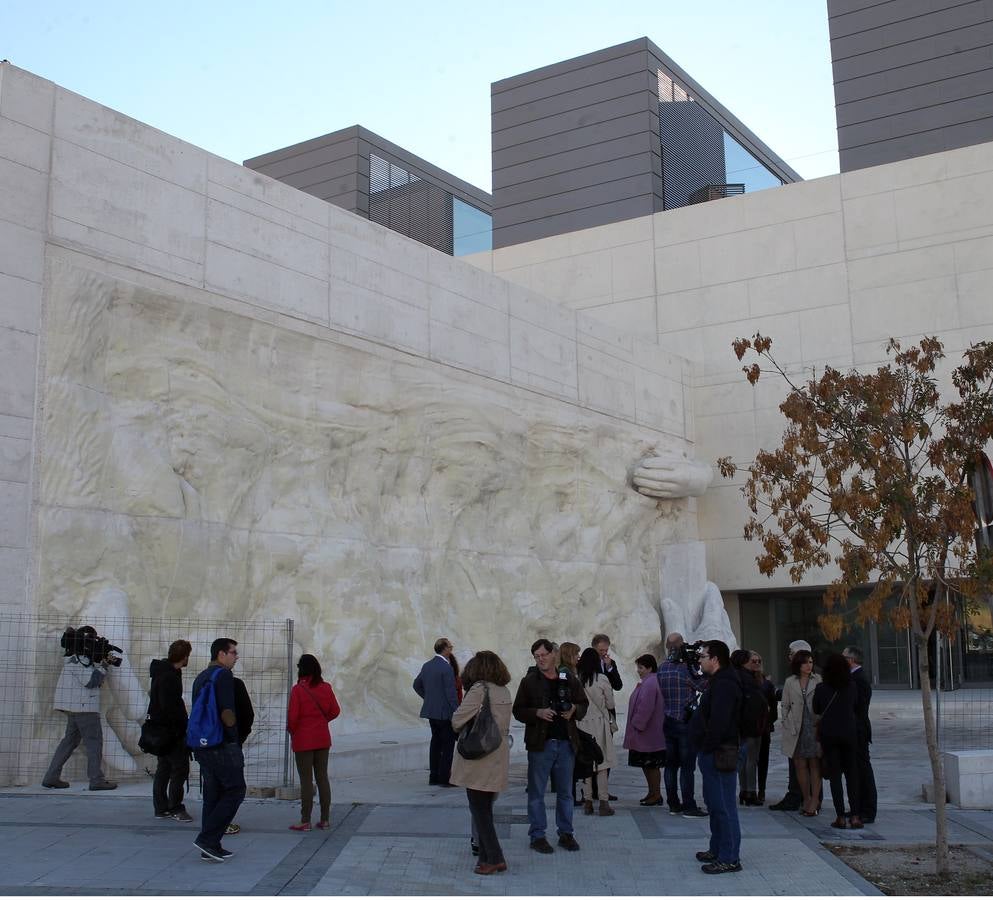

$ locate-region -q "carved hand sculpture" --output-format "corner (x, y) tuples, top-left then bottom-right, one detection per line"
(632, 451), (713, 500)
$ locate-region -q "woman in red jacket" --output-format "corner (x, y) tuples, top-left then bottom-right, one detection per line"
(286, 654), (341, 831)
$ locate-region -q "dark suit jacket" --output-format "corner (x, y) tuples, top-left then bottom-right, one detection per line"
(600, 658), (622, 691)
(413, 656), (458, 720)
(852, 666), (872, 744)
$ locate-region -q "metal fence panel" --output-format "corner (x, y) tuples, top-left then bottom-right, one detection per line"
(0, 614), (293, 788)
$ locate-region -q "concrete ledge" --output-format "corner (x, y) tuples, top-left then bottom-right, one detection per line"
(943, 750), (993, 810)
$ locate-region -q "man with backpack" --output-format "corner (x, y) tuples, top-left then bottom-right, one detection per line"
(188, 638), (245, 862)
(148, 639), (193, 822)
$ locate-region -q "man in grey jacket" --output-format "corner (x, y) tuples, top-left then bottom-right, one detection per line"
(413, 637), (459, 786)
(43, 626), (117, 791)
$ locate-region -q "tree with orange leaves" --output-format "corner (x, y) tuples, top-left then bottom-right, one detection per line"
(718, 334), (993, 875)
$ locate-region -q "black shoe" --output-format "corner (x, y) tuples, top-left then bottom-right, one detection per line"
(194, 841), (230, 862)
(42, 780), (70, 789)
(557, 833), (580, 852)
(89, 781), (117, 791)
(608, 794), (618, 801)
(470, 840), (479, 856)
(695, 850), (717, 862)
(530, 837), (554, 854)
(668, 804), (682, 815)
(702, 860), (742, 874)
(154, 811), (172, 819)
(682, 807), (708, 818)
(769, 798), (800, 811)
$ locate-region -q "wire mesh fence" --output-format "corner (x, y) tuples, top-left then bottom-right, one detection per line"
(0, 614), (294, 788)
(937, 688), (993, 753)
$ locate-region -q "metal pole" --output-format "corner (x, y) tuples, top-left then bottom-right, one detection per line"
(284, 618), (294, 787)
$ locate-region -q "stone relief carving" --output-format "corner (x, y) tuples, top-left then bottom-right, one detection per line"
(658, 542), (738, 650)
(33, 264), (699, 768)
(632, 450), (713, 499)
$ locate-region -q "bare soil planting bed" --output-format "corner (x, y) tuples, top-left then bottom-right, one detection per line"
(829, 844), (993, 896)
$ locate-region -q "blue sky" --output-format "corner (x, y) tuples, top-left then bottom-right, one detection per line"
(2, 1), (839, 192)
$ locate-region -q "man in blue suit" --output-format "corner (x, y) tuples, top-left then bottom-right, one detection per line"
(413, 637), (459, 786)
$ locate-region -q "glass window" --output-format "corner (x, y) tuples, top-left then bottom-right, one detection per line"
(453, 198), (492, 256)
(723, 132), (783, 194)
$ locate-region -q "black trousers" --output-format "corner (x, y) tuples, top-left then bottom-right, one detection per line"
(428, 718), (456, 784)
(466, 788), (504, 865)
(757, 731), (771, 794)
(856, 738), (877, 819)
(822, 737), (859, 819)
(153, 742), (190, 814)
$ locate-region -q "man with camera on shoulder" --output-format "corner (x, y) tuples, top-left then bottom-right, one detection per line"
(43, 625), (120, 791)
(657, 632), (708, 817)
(513, 638), (588, 855)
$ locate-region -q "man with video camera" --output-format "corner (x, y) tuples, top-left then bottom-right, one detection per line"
(43, 625), (119, 791)
(657, 632), (708, 817)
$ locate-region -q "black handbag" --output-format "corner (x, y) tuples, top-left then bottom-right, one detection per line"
(456, 684), (502, 760)
(573, 729), (605, 780)
(138, 717), (176, 756)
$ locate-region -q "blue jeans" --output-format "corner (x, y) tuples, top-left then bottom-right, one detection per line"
(698, 749), (742, 864)
(526, 739), (575, 839)
(194, 743), (246, 850)
(662, 717), (698, 810)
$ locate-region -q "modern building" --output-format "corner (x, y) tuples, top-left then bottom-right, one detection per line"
(247, 38), (800, 255)
(245, 125), (493, 257)
(490, 37), (800, 248)
(828, 0), (993, 171)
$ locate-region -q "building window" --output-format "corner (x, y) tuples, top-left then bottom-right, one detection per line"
(453, 198), (492, 256)
(369, 153), (454, 254)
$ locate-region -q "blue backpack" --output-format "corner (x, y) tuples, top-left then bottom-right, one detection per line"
(186, 666), (225, 749)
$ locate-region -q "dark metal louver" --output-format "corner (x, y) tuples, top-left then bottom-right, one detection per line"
(688, 184), (745, 204)
(658, 101), (727, 210)
(368, 153), (454, 254)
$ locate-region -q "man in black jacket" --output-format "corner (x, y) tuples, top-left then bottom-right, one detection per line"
(844, 646), (877, 824)
(690, 640), (743, 875)
(592, 634), (622, 691)
(149, 639), (192, 822)
(513, 638), (589, 854)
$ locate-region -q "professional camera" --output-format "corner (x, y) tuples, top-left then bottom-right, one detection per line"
(552, 665), (573, 714)
(60, 626), (123, 667)
(668, 639), (705, 676)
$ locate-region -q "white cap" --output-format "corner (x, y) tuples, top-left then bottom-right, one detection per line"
(788, 640), (812, 653)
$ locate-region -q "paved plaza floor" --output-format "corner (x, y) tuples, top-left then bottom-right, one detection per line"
(1, 695), (990, 895)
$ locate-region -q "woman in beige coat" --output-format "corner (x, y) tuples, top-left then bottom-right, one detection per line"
(780, 649), (823, 816)
(451, 651), (513, 876)
(576, 647), (617, 815)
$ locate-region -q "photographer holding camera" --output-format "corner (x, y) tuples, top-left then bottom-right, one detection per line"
(657, 632), (708, 817)
(43, 626), (119, 791)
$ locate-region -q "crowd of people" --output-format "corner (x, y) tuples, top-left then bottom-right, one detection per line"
(412, 632), (878, 876)
(40, 626), (877, 875)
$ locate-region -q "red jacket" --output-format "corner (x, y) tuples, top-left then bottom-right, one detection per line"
(287, 678), (341, 752)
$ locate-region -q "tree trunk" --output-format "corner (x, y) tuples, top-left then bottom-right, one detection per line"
(915, 632), (950, 875)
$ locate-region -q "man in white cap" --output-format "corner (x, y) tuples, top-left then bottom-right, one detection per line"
(768, 640), (812, 812)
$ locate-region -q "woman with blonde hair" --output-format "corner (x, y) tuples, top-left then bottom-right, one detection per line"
(558, 642), (580, 674)
(451, 650), (513, 876)
(780, 649), (822, 816)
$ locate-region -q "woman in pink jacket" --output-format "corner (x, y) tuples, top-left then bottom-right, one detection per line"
(623, 654), (667, 806)
(286, 654), (341, 831)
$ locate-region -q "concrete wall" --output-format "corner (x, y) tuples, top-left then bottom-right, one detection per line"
(0, 61), (695, 621)
(470, 139), (993, 591)
(829, 0), (993, 171)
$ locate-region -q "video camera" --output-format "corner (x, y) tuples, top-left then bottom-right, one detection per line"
(60, 626), (123, 667)
(668, 639), (705, 677)
(552, 665), (573, 714)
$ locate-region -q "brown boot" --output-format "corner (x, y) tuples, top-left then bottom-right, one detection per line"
(598, 800), (615, 817)
(583, 799), (594, 815)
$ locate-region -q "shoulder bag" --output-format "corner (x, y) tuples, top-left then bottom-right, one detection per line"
(456, 683), (502, 760)
(139, 716), (176, 756)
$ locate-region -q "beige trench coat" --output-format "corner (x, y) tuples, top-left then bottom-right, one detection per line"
(450, 681), (512, 793)
(779, 672), (822, 758)
(577, 672), (618, 770)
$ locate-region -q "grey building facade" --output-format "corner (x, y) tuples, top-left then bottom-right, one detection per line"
(829, 0), (993, 172)
(491, 38), (800, 248)
(244, 126), (493, 256)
